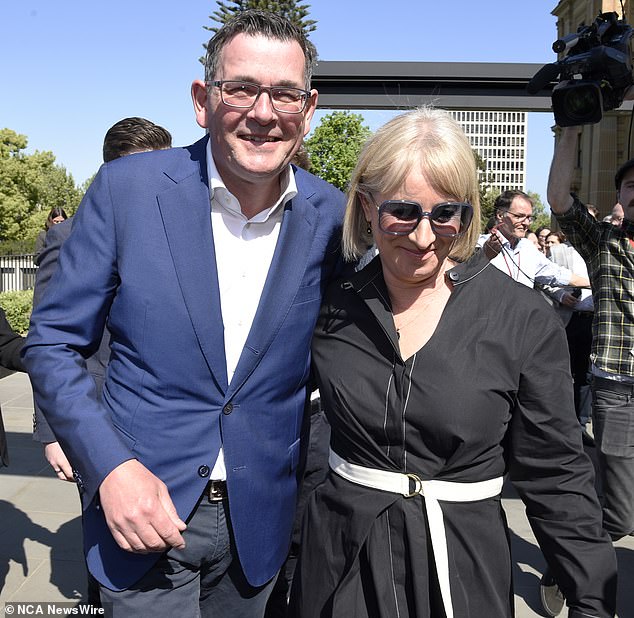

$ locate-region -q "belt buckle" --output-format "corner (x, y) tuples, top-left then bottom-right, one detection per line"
(208, 480), (226, 502)
(405, 473), (423, 498)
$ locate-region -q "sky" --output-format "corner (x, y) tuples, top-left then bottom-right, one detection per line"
(1, 1), (559, 202)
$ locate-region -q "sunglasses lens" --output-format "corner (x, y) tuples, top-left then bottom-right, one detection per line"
(430, 203), (472, 237)
(379, 201), (421, 234)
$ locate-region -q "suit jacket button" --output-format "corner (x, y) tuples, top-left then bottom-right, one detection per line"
(198, 465), (210, 478)
(223, 403), (234, 415)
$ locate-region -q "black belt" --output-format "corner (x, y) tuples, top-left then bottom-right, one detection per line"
(592, 376), (634, 395)
(206, 480), (228, 502)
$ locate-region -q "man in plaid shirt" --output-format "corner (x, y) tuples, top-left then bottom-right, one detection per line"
(548, 125), (634, 544)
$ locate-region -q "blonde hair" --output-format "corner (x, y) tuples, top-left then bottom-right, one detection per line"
(343, 107), (481, 263)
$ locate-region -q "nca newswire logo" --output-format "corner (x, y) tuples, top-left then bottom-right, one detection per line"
(4, 603), (105, 615)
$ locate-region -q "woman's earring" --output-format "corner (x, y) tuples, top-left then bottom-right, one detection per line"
(366, 221), (372, 235)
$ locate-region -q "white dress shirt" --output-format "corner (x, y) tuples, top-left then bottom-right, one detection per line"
(205, 140), (298, 479)
(477, 232), (572, 288)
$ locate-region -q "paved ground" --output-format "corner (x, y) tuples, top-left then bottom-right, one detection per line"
(1, 371), (633, 616)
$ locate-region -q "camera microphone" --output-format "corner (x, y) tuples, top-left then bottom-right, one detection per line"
(553, 33), (581, 54)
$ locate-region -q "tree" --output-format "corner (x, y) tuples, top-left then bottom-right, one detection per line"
(528, 191), (551, 231)
(474, 151), (499, 231)
(304, 111), (371, 191)
(201, 0), (317, 62)
(0, 129), (83, 252)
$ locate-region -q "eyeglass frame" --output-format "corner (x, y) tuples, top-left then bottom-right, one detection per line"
(370, 195), (474, 238)
(501, 209), (534, 224)
(208, 80), (312, 114)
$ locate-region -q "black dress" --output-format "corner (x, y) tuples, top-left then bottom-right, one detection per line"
(290, 253), (616, 618)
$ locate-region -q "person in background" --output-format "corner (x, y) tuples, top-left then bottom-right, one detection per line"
(544, 122), (634, 615)
(33, 207), (67, 264)
(101, 116), (173, 163)
(33, 116), (173, 480)
(525, 230), (540, 249)
(0, 308), (25, 467)
(610, 202), (624, 226)
(478, 190), (589, 290)
(542, 233), (595, 447)
(23, 10), (345, 617)
(545, 231), (565, 257)
(290, 107), (616, 618)
(536, 225), (552, 253)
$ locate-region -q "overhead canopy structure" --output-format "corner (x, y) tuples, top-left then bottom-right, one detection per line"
(312, 61), (554, 112)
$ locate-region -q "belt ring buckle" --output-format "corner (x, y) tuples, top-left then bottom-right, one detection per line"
(405, 473), (423, 498)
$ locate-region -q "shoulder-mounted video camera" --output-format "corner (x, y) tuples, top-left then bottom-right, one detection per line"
(528, 12), (634, 126)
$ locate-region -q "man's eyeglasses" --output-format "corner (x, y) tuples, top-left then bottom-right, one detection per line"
(209, 80), (311, 114)
(504, 210), (533, 224)
(370, 196), (473, 237)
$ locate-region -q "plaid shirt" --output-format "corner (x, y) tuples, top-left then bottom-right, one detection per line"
(556, 195), (634, 377)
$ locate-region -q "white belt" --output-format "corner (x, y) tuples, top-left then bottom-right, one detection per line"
(329, 449), (503, 618)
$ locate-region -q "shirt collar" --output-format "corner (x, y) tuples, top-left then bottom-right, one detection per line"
(205, 139), (297, 221)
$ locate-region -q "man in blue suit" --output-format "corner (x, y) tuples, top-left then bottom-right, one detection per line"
(23, 10), (346, 617)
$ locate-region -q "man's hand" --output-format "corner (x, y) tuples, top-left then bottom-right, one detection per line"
(44, 441), (75, 482)
(483, 229), (503, 260)
(98, 459), (187, 554)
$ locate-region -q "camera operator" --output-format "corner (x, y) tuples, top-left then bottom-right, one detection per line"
(546, 107), (634, 615)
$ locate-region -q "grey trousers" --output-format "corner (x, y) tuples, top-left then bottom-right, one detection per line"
(592, 377), (634, 540)
(100, 493), (276, 617)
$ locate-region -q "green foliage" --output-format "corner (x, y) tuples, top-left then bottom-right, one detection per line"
(205, 0), (316, 33)
(479, 188), (500, 232)
(304, 111), (371, 191)
(528, 191), (551, 231)
(0, 289), (33, 334)
(201, 0), (317, 62)
(0, 239), (36, 256)
(474, 151), (500, 231)
(0, 129), (83, 244)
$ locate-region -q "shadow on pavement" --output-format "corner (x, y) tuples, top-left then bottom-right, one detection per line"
(0, 500), (86, 599)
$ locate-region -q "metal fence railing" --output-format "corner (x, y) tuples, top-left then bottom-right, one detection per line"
(0, 254), (37, 292)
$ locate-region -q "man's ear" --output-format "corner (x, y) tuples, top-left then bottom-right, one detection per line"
(191, 80), (210, 129)
(301, 89), (319, 137)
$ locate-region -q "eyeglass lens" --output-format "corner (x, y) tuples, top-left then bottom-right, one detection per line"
(220, 81), (307, 113)
(379, 201), (472, 237)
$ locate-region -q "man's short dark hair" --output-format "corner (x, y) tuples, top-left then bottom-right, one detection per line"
(493, 189), (533, 213)
(615, 158), (634, 190)
(204, 10), (316, 89)
(103, 117), (172, 163)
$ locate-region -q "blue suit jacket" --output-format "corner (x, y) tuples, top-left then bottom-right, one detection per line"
(32, 218), (110, 443)
(23, 136), (346, 590)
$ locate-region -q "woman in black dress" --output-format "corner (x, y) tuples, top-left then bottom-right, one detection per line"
(290, 108), (616, 617)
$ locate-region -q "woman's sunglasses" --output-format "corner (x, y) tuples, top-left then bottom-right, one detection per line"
(371, 197), (473, 238)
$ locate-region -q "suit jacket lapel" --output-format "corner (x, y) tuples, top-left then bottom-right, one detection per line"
(227, 193), (318, 398)
(157, 139), (229, 393)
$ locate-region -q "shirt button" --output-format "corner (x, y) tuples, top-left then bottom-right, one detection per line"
(448, 271), (460, 282)
(198, 465), (210, 478)
(223, 403), (234, 415)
